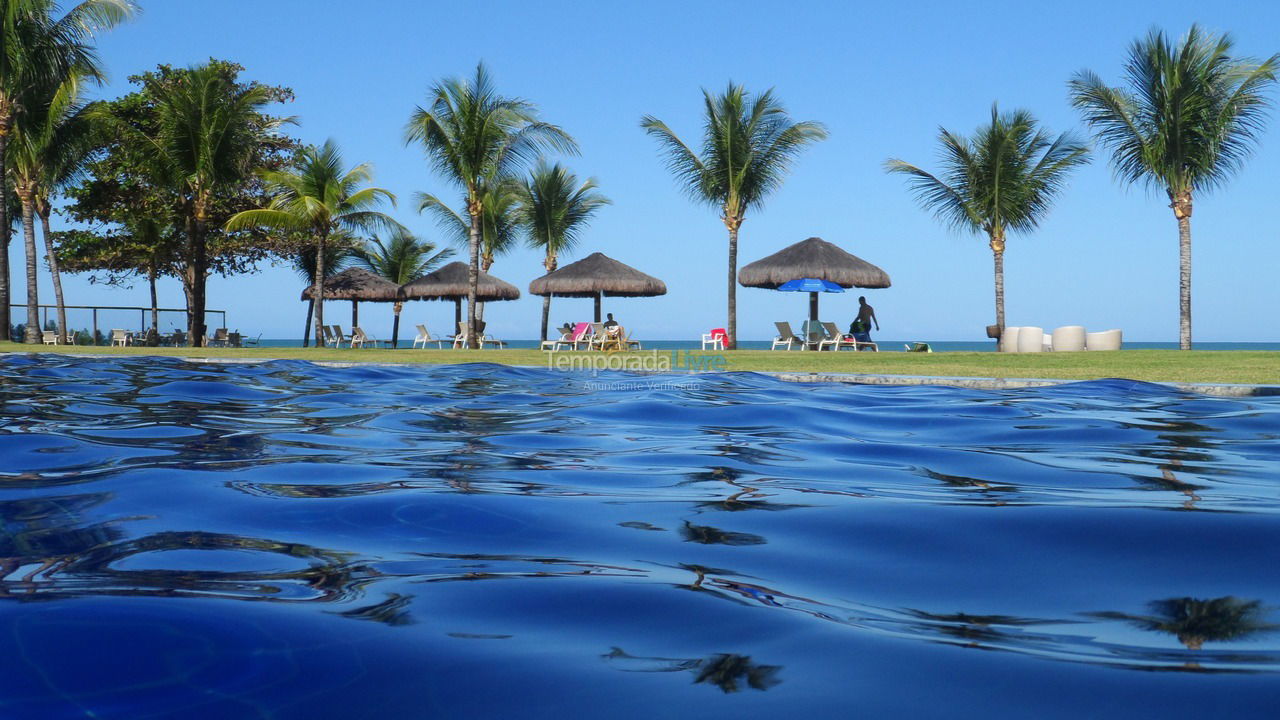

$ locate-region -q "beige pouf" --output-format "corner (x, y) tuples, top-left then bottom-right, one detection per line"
(1016, 326), (1045, 353)
(1052, 325), (1087, 352)
(999, 326), (1021, 353)
(1086, 329), (1123, 351)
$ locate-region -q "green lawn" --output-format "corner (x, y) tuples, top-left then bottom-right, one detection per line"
(4, 341), (1278, 384)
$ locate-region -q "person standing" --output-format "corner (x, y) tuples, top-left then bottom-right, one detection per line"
(849, 296), (879, 347)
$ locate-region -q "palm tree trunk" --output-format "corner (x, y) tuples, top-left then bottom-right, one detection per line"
(466, 204), (481, 349)
(312, 231), (326, 349)
(1177, 214), (1192, 351)
(727, 222), (739, 350)
(148, 268), (159, 333)
(990, 232), (1005, 331)
(38, 209), (67, 343)
(0, 110), (11, 339)
(302, 298), (314, 347)
(541, 296), (552, 342)
(186, 215), (207, 347)
(19, 194), (39, 343)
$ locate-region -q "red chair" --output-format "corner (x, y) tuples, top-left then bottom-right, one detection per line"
(701, 327), (729, 350)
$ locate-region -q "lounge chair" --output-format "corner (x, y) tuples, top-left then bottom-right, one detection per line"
(819, 322), (853, 351)
(702, 327), (727, 351)
(228, 332), (243, 348)
(110, 329), (129, 347)
(209, 328), (229, 347)
(453, 323), (477, 349)
(598, 325), (636, 352)
(321, 325), (336, 347)
(620, 327), (641, 351)
(541, 324), (581, 351)
(476, 321), (506, 349)
(242, 334), (261, 347)
(800, 320), (827, 349)
(904, 342), (932, 353)
(42, 330), (58, 345)
(772, 322), (802, 351)
(169, 330), (186, 347)
(350, 326), (379, 348)
(413, 324), (446, 349)
(330, 325), (347, 347)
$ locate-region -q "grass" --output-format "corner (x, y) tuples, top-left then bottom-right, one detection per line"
(3, 341), (1278, 384)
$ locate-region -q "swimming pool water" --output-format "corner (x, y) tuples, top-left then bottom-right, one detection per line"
(1, 355), (1278, 718)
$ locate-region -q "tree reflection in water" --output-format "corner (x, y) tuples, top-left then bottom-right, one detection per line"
(1093, 597), (1278, 650)
(603, 647), (781, 693)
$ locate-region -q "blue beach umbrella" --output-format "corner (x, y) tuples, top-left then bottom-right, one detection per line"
(777, 278), (845, 294)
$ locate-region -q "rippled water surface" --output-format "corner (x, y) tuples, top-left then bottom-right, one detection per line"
(2, 355), (1279, 718)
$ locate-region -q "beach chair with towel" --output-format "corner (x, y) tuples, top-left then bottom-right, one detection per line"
(702, 328), (727, 351)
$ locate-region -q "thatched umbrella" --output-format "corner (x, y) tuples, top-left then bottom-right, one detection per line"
(738, 237), (890, 326)
(528, 252), (667, 323)
(400, 261), (521, 334)
(300, 267), (400, 330)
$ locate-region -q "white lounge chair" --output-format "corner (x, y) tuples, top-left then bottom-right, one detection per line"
(771, 322), (802, 351)
(42, 330), (58, 345)
(110, 329), (129, 347)
(350, 327), (379, 348)
(413, 324), (446, 349)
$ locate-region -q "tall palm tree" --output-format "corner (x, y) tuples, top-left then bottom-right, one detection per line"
(354, 229), (453, 347)
(293, 234), (355, 347)
(404, 62), (576, 348)
(885, 105), (1090, 333)
(226, 139), (398, 349)
(417, 179), (521, 322)
(144, 62), (283, 346)
(0, 0), (134, 340)
(10, 70), (94, 343)
(1069, 26), (1278, 350)
(516, 161), (610, 341)
(642, 85), (826, 348)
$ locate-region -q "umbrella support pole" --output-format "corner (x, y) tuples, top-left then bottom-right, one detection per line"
(594, 293), (602, 323)
(454, 299), (462, 334)
(352, 301), (358, 330)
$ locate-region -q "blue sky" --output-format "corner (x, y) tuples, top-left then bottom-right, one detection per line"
(11, 0), (1280, 341)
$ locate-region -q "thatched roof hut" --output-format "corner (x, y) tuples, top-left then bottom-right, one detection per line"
(300, 267), (400, 302)
(399, 261), (520, 330)
(529, 252), (666, 322)
(738, 237), (891, 290)
(400, 262), (521, 302)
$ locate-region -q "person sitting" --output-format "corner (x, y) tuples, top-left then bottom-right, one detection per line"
(603, 313), (621, 337)
(849, 296), (879, 348)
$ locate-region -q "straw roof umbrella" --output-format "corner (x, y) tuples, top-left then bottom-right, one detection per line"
(400, 261), (520, 334)
(738, 236), (890, 328)
(528, 252), (666, 322)
(300, 267), (400, 330)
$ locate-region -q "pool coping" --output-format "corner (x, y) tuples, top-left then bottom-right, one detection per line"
(6, 351), (1277, 397)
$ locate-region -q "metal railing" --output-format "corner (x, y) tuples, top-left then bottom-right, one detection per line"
(8, 304), (228, 344)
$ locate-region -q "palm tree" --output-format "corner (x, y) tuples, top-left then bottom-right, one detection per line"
(10, 70), (94, 343)
(417, 179), (521, 322)
(1069, 26), (1278, 350)
(404, 62), (576, 348)
(293, 235), (356, 347)
(226, 139), (398, 349)
(885, 105), (1090, 333)
(1093, 596), (1278, 651)
(0, 0), (134, 341)
(516, 161), (610, 341)
(354, 229), (453, 347)
(144, 62), (284, 347)
(642, 85), (826, 348)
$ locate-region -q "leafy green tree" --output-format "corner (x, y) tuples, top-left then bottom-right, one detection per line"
(10, 70), (95, 342)
(405, 62), (576, 348)
(56, 219), (177, 338)
(885, 105), (1089, 332)
(0, 0), (134, 339)
(226, 138), (398, 348)
(515, 161), (610, 341)
(1069, 26), (1278, 349)
(354, 229), (452, 347)
(642, 85), (826, 348)
(65, 60), (300, 346)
